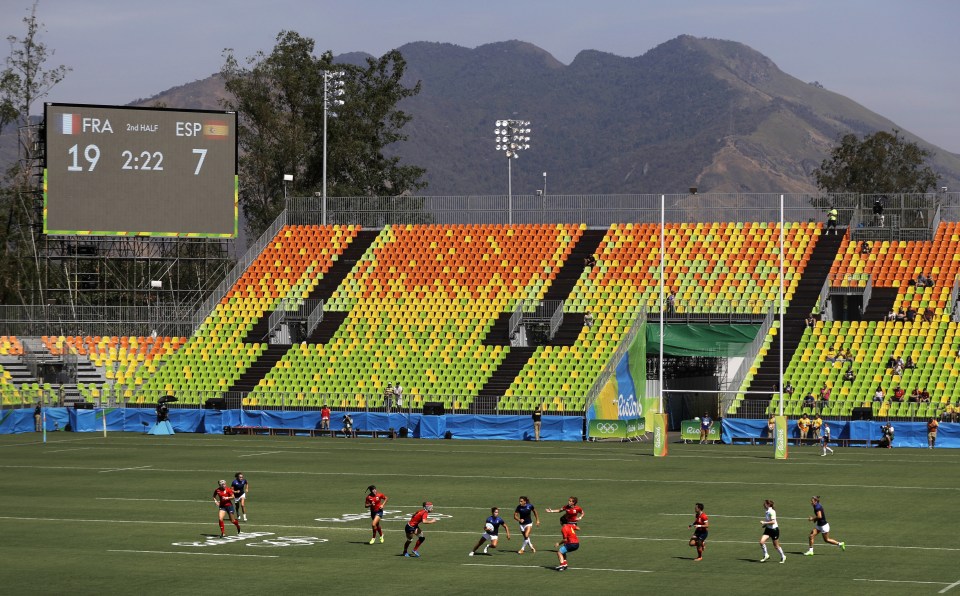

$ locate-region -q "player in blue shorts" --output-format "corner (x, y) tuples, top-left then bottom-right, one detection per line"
(688, 502), (708, 561)
(804, 496), (845, 555)
(365, 485), (388, 544)
(231, 472), (248, 521)
(513, 495), (540, 554)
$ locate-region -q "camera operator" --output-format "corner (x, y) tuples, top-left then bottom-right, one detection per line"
(156, 401), (169, 423)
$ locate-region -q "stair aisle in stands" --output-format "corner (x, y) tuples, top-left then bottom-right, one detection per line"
(745, 230), (845, 401)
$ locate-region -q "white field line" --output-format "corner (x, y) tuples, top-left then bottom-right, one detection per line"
(98, 465), (153, 474)
(109, 549), (277, 558)
(462, 563), (652, 573)
(853, 578), (954, 588)
(44, 447), (93, 454)
(2, 516), (959, 552)
(2, 463), (954, 493)
(238, 451), (286, 457)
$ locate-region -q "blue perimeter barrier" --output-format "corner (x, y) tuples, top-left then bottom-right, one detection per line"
(0, 408), (584, 441)
(722, 417), (959, 449)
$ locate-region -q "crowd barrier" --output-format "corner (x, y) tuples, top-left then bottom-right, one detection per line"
(0, 408), (584, 442)
(722, 418), (960, 449)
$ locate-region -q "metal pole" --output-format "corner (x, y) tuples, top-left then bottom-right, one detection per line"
(322, 95), (328, 226)
(659, 194), (665, 415)
(779, 194), (784, 417)
(508, 158), (513, 225)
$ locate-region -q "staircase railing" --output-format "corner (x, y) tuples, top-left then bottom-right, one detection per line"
(723, 308), (774, 413)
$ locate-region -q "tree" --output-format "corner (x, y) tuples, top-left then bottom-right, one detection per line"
(221, 31), (427, 241)
(0, 1), (70, 304)
(813, 129), (939, 194)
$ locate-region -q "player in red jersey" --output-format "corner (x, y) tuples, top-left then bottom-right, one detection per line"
(212, 479), (241, 538)
(402, 502), (436, 557)
(554, 523), (580, 571)
(688, 502), (709, 561)
(545, 496), (583, 525)
(365, 485), (388, 544)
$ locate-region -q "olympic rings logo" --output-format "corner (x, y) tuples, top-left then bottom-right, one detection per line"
(594, 422), (621, 434)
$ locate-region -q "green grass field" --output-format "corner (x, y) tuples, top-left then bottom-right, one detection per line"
(3, 432), (958, 595)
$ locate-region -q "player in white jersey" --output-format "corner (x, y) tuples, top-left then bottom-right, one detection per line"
(759, 499), (786, 563)
(820, 423), (834, 456)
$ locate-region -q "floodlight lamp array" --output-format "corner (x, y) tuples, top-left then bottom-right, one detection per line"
(494, 119), (531, 159)
(324, 70), (347, 116)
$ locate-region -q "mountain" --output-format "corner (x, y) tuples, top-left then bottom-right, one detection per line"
(9, 36), (960, 196)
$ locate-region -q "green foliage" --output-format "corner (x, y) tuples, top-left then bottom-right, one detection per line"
(814, 130), (939, 194)
(0, 1), (70, 304)
(221, 32), (426, 242)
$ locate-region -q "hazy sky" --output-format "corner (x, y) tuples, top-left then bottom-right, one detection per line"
(6, 0), (959, 153)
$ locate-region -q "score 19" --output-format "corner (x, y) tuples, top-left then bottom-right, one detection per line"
(66, 144), (208, 175)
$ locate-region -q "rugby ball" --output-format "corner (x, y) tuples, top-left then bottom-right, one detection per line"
(694, 417), (700, 421)
(485, 522), (495, 532)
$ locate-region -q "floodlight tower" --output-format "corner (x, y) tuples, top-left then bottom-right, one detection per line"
(322, 69), (346, 224)
(494, 119), (531, 224)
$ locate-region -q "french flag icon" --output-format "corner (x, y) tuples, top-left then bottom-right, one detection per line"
(61, 113), (81, 134)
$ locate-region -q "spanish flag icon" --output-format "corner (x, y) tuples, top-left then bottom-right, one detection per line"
(203, 120), (229, 138)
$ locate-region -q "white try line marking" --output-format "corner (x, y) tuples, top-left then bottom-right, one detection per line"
(45, 447), (93, 454)
(109, 549), (277, 558)
(463, 563), (652, 573)
(854, 578), (956, 590)
(532, 456), (859, 466)
(239, 451), (286, 458)
(96, 497), (210, 503)
(3, 462), (957, 492)
(660, 513), (810, 520)
(4, 515), (959, 552)
(98, 465), (153, 474)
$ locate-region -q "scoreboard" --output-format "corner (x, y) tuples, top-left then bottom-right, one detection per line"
(44, 103), (238, 237)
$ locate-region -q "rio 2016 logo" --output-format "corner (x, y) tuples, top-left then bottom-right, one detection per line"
(616, 394), (640, 418)
(654, 426), (663, 449)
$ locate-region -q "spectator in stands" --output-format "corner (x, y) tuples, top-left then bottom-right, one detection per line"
(886, 355), (897, 369)
(838, 348), (852, 363)
(892, 386), (905, 402)
(805, 314), (816, 330)
(584, 312), (595, 329)
(394, 383), (404, 409)
(892, 360), (904, 377)
(342, 413), (356, 438)
(914, 272), (928, 287)
(819, 385), (831, 410)
(919, 388), (931, 403)
(859, 240), (870, 255)
(905, 355), (916, 370)
(666, 291), (676, 315)
(944, 402), (957, 423)
(826, 207), (839, 235)
(873, 385), (885, 402)
(886, 309), (897, 322)
(905, 307), (917, 323)
(895, 309), (907, 323)
(925, 273), (935, 288)
(872, 196), (884, 226)
(922, 308), (935, 323)
(320, 404), (331, 431)
(843, 366), (855, 383)
(909, 388), (921, 402)
(384, 386), (394, 413)
(803, 392), (816, 409)
(783, 381), (795, 397)
(584, 254), (597, 268)
(798, 414), (811, 441)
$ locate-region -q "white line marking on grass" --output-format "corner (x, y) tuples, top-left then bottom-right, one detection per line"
(109, 549), (278, 558)
(2, 464), (957, 492)
(45, 447), (93, 454)
(239, 451), (285, 457)
(660, 513), (809, 520)
(940, 579), (960, 593)
(96, 497), (210, 503)
(853, 578), (952, 587)
(463, 563), (651, 573)
(532, 456), (858, 466)
(98, 465), (153, 474)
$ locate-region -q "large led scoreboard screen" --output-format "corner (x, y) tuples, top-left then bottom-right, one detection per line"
(44, 103), (238, 237)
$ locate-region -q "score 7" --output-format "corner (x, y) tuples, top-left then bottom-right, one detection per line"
(192, 148), (207, 175)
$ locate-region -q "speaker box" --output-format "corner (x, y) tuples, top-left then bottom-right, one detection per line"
(205, 398), (226, 411)
(73, 402), (93, 410)
(423, 402), (445, 416)
(851, 407), (873, 421)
